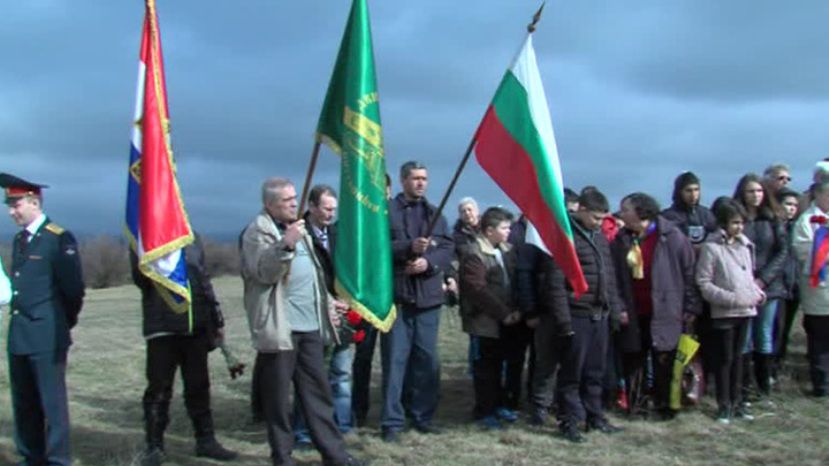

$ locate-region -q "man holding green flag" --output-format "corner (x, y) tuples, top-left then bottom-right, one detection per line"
(316, 0), (396, 333)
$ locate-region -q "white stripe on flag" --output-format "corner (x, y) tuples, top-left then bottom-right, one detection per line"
(508, 35), (565, 190)
(136, 234), (183, 277)
(525, 221), (551, 256)
(131, 62), (146, 149)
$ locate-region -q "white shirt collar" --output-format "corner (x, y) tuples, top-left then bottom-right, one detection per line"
(25, 213), (47, 238)
(311, 224), (327, 237)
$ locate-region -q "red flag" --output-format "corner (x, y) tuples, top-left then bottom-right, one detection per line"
(126, 0), (193, 308)
(139, 0), (191, 257)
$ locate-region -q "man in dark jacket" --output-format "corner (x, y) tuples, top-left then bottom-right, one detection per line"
(661, 171), (717, 396)
(517, 237), (556, 425)
(381, 161), (454, 441)
(661, 171), (717, 250)
(132, 234), (237, 465)
(516, 187), (580, 425)
(613, 193), (702, 420)
(542, 189), (625, 442)
(3, 173), (84, 466)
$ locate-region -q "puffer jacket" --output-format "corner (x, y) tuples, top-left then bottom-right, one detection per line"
(743, 214), (788, 300)
(459, 236), (516, 338)
(539, 216), (625, 336)
(695, 230), (763, 319)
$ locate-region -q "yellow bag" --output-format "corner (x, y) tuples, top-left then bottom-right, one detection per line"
(670, 334), (700, 410)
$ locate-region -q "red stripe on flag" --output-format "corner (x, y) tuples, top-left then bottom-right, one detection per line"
(475, 106), (588, 296)
(811, 227), (829, 288)
(138, 6), (190, 253)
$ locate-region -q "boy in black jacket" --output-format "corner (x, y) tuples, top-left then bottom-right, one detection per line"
(542, 189), (625, 442)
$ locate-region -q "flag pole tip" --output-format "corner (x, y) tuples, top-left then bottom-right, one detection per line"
(527, 2), (546, 33)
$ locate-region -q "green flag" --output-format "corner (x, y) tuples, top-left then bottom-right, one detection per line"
(317, 0), (395, 332)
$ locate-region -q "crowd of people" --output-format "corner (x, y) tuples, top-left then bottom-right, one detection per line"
(1, 158), (827, 465)
(448, 160), (826, 443)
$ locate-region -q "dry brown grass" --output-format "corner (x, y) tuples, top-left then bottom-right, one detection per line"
(0, 276), (827, 465)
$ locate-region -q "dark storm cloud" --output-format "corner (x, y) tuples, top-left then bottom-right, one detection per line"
(545, 1), (829, 102)
(1, 1), (827, 237)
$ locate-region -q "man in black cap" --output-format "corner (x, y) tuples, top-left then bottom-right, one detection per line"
(1, 172), (85, 466)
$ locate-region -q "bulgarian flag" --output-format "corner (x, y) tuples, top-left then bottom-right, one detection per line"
(474, 34), (587, 296)
(125, 0), (194, 313)
(316, 0), (396, 331)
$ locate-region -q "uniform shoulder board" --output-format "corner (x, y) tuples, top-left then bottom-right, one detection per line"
(45, 223), (65, 235)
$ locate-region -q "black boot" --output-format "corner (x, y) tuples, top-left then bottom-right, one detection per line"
(753, 353), (771, 397)
(142, 401), (169, 466)
(741, 354), (754, 402)
(193, 412), (238, 461)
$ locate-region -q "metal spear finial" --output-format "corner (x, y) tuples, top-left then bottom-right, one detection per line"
(528, 2), (546, 33)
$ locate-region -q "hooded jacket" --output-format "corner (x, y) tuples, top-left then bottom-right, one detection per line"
(695, 229), (763, 319)
(612, 216), (702, 352)
(661, 172), (717, 247)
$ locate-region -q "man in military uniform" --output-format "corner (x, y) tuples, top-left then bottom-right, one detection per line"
(1, 172), (85, 466)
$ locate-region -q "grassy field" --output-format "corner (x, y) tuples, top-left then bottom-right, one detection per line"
(0, 276), (827, 466)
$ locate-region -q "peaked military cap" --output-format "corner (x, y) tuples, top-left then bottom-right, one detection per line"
(0, 173), (48, 204)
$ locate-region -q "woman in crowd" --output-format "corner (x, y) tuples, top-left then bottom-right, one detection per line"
(732, 174), (789, 400)
(612, 193), (700, 420)
(696, 199), (765, 423)
(454, 197), (481, 255)
(775, 188), (802, 368)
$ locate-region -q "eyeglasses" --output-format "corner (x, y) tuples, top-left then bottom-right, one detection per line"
(777, 175), (792, 182)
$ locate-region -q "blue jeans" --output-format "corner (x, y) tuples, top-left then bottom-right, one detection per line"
(743, 299), (780, 355)
(294, 343), (354, 442)
(381, 305), (441, 431)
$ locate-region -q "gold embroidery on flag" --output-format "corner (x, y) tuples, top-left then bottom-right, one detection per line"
(344, 106), (382, 148)
(130, 160), (142, 184)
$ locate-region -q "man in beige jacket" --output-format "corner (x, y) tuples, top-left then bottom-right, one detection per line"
(793, 179), (829, 398)
(240, 177), (362, 466)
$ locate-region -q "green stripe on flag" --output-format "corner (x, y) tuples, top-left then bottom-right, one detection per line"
(490, 71), (573, 240)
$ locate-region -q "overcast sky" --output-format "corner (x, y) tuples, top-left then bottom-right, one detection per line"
(1, 1), (826, 238)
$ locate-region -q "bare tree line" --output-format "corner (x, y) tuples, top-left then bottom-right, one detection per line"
(0, 236), (240, 289)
